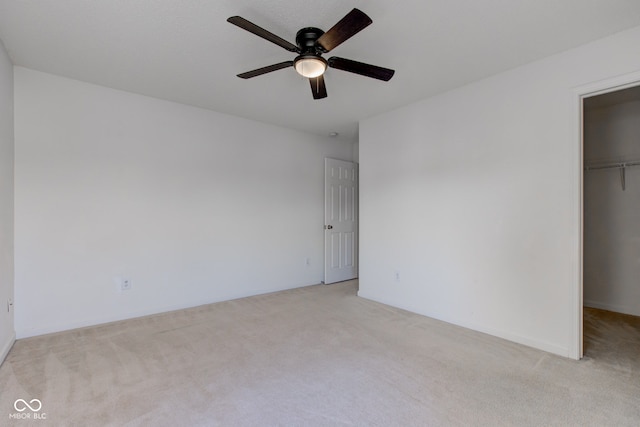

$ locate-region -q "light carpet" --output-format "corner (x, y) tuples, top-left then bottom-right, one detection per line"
(1, 281), (639, 426)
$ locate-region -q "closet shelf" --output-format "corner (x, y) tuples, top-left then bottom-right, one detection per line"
(584, 160), (640, 171)
(584, 160), (640, 191)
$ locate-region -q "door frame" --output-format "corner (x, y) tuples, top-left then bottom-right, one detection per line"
(571, 70), (640, 360)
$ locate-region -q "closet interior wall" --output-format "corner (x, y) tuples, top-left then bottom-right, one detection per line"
(583, 87), (640, 317)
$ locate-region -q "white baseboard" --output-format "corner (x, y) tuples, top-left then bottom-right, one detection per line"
(357, 290), (569, 358)
(0, 331), (16, 367)
(584, 300), (640, 317)
(16, 282), (317, 339)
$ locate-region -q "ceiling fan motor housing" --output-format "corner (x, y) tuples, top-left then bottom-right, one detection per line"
(296, 27), (325, 53)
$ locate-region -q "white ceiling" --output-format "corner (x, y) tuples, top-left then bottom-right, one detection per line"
(2, 1), (640, 142)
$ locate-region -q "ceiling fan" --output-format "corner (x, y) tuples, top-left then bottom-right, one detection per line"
(227, 8), (395, 100)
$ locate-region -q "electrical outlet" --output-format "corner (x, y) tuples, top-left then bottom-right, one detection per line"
(115, 276), (132, 293)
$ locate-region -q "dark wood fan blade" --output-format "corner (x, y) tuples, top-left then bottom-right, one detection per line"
(227, 16), (299, 52)
(309, 75), (327, 99)
(316, 8), (372, 52)
(237, 61), (293, 79)
(328, 57), (395, 81)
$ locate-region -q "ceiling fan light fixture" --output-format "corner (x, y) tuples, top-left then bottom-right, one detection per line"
(228, 9), (394, 99)
(294, 55), (327, 78)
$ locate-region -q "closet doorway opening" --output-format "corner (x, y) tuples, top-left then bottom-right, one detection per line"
(582, 84), (640, 362)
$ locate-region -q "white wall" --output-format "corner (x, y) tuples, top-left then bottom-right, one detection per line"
(0, 39), (15, 363)
(14, 67), (353, 338)
(584, 99), (640, 316)
(359, 25), (640, 358)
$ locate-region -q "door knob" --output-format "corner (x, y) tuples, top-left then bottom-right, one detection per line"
(326, 225), (333, 229)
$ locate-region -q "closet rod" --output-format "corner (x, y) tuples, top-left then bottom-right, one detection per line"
(584, 160), (640, 171)
(584, 160), (640, 191)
